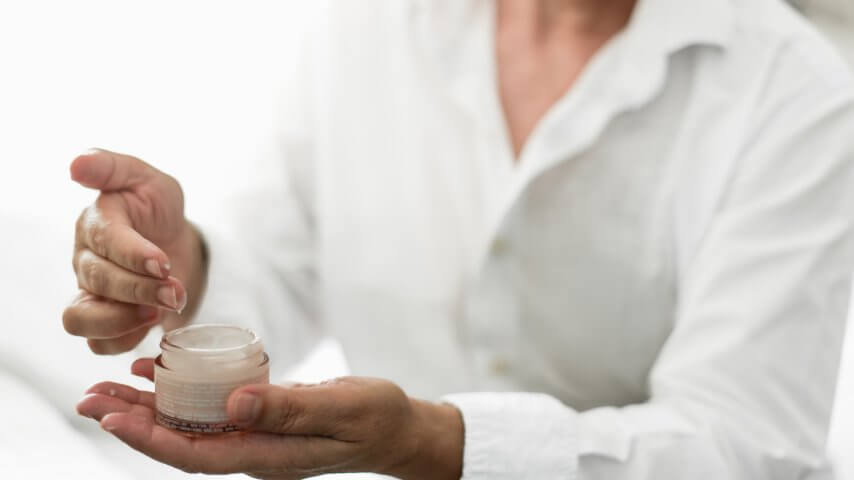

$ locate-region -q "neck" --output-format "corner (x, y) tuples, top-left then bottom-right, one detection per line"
(498, 0), (637, 38)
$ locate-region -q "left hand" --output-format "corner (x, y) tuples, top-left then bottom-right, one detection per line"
(77, 359), (463, 479)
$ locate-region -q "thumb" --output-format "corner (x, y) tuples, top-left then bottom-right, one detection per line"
(227, 383), (352, 436)
(70, 148), (154, 191)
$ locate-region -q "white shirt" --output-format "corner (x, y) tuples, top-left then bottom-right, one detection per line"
(195, 0), (854, 478)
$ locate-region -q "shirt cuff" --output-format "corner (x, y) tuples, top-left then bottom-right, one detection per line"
(442, 392), (579, 480)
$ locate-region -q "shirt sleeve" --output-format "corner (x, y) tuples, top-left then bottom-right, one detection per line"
(444, 82), (854, 479)
(192, 20), (324, 379)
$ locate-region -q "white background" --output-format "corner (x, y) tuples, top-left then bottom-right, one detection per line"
(0, 1), (852, 478)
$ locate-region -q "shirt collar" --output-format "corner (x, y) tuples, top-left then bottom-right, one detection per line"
(410, 0), (734, 60)
(408, 0), (736, 259)
(516, 0), (734, 184)
(408, 0), (735, 188)
(625, 0), (733, 59)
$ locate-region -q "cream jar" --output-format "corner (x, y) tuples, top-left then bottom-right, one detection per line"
(154, 324), (270, 433)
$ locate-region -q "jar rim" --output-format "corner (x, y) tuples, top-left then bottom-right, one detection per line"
(161, 324), (261, 354)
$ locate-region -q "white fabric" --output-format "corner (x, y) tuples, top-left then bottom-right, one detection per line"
(0, 370), (131, 480)
(194, 0), (854, 478)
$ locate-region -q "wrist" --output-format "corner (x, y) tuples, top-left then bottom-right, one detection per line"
(392, 398), (463, 480)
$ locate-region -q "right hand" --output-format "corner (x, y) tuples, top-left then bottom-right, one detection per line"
(63, 149), (205, 354)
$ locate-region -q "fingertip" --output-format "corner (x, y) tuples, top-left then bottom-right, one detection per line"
(131, 357), (156, 369)
(226, 384), (255, 409)
(130, 357), (154, 371)
(76, 393), (99, 418)
(85, 381), (114, 395)
(131, 358), (156, 382)
(226, 383), (280, 424)
(226, 390), (262, 426)
(70, 148), (152, 192)
(78, 392), (129, 422)
(100, 413), (124, 432)
(168, 276), (188, 313)
(70, 153), (92, 184)
(70, 149), (105, 185)
(139, 241), (171, 279)
(101, 412), (152, 444)
(143, 259), (164, 279)
(87, 337), (112, 356)
(227, 383), (270, 401)
(167, 275), (184, 290)
(121, 236), (171, 280)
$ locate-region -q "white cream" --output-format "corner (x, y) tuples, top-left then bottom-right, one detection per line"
(154, 324), (270, 433)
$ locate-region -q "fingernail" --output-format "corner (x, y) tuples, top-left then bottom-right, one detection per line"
(144, 259), (162, 278)
(101, 414), (119, 432)
(232, 393), (261, 424)
(157, 286), (178, 310)
(176, 290), (187, 314)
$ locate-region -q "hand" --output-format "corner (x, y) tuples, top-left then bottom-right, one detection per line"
(63, 149), (206, 354)
(77, 359), (464, 480)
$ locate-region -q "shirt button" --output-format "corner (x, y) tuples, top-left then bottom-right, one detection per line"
(491, 237), (510, 257)
(489, 356), (511, 376)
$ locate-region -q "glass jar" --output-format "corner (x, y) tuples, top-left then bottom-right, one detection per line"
(154, 324), (270, 433)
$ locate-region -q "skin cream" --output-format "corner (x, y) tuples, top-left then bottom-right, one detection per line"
(154, 324), (270, 433)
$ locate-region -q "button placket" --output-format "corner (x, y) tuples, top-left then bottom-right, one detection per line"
(464, 223), (521, 387)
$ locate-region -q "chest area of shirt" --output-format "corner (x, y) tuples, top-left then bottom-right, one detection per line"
(311, 19), (697, 316)
(315, 98), (680, 305)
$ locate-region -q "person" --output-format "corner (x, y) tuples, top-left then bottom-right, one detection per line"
(66, 0), (854, 478)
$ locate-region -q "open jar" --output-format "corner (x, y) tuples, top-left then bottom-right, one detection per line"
(154, 324), (270, 433)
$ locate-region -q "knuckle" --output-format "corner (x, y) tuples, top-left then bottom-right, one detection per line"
(83, 259), (108, 294)
(89, 224), (109, 257)
(120, 277), (143, 304)
(72, 250), (81, 274)
(167, 174), (184, 200)
(74, 207), (88, 240)
(272, 396), (301, 433)
(130, 281), (142, 303)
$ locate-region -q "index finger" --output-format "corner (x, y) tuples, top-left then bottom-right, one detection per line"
(76, 201), (170, 279)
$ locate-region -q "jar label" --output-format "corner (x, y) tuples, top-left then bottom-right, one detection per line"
(154, 356), (269, 433)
